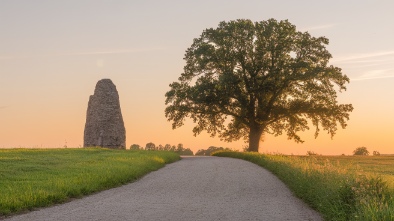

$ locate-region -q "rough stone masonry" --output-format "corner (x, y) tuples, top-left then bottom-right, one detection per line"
(84, 79), (126, 148)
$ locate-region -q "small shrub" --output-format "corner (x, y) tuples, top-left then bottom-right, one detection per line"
(353, 147), (369, 156)
(306, 151), (319, 156)
(130, 144), (141, 150)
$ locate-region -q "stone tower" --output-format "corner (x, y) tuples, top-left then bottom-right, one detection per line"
(84, 79), (126, 148)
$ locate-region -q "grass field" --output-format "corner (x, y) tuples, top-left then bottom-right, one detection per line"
(321, 155), (394, 189)
(0, 148), (180, 217)
(213, 151), (394, 221)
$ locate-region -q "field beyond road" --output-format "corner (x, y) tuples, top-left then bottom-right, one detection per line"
(0, 148), (180, 217)
(213, 152), (394, 221)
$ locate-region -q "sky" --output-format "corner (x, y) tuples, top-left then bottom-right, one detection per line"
(1, 0), (393, 155)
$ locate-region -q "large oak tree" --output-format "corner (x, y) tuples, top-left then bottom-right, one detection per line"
(165, 19), (353, 152)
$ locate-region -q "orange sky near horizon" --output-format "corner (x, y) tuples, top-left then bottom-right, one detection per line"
(1, 1), (393, 155)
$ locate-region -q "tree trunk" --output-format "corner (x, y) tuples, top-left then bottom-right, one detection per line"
(248, 126), (263, 152)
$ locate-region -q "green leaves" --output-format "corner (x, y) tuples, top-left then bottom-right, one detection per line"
(165, 18), (353, 151)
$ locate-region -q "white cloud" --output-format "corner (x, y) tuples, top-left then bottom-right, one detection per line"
(351, 75), (394, 81)
(0, 48), (166, 60)
(350, 69), (394, 81)
(360, 69), (390, 78)
(300, 24), (336, 32)
(331, 51), (394, 63)
(331, 50), (394, 81)
(64, 48), (166, 56)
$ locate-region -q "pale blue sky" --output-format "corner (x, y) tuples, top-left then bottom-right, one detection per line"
(1, 0), (393, 154)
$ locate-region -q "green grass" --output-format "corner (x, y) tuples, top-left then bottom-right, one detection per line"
(213, 151), (394, 221)
(0, 148), (180, 217)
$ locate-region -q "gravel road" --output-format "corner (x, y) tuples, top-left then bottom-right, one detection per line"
(5, 156), (322, 221)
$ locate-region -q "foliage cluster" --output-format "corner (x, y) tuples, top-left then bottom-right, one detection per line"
(195, 146), (233, 156)
(213, 151), (394, 221)
(353, 146), (370, 156)
(306, 150), (319, 156)
(130, 143), (193, 155)
(0, 148), (180, 217)
(373, 151), (381, 156)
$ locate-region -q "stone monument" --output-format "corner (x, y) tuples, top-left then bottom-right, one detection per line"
(84, 79), (126, 148)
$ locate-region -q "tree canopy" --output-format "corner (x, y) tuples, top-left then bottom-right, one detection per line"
(132, 142), (194, 155)
(353, 147), (369, 156)
(195, 146), (232, 156)
(165, 19), (353, 152)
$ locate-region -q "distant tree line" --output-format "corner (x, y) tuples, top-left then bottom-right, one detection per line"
(353, 146), (380, 156)
(195, 146), (232, 156)
(306, 151), (319, 156)
(130, 143), (193, 155)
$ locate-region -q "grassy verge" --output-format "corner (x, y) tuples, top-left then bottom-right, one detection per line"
(0, 148), (180, 217)
(213, 151), (394, 221)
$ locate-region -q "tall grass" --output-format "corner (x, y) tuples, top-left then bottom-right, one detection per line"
(0, 148), (180, 217)
(213, 151), (394, 221)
